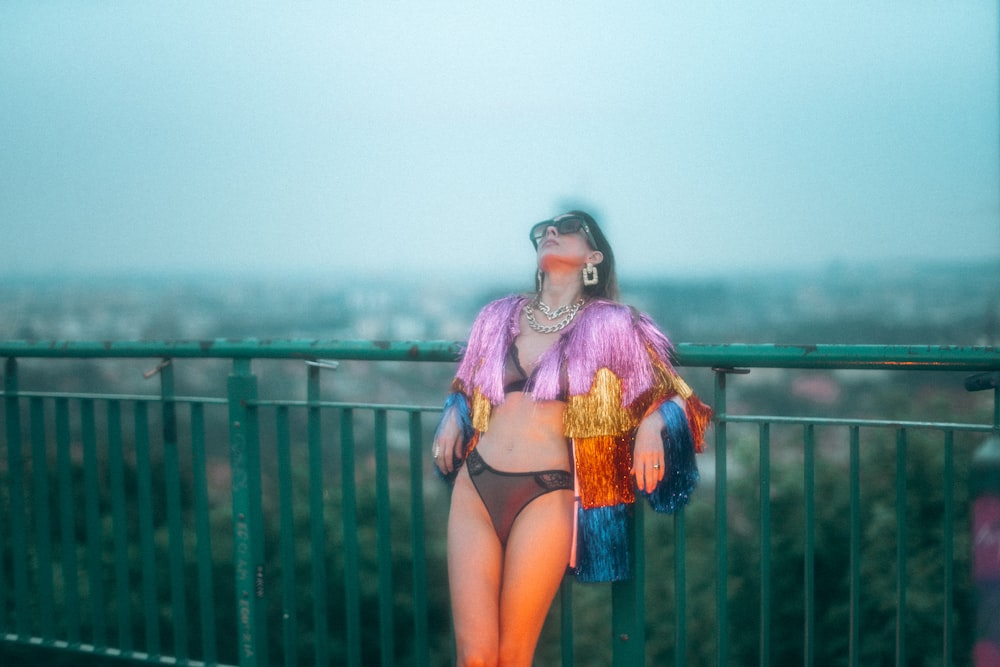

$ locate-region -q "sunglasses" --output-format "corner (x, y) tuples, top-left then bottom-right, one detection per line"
(529, 215), (598, 249)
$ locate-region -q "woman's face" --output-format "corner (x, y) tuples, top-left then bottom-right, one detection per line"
(535, 224), (603, 274)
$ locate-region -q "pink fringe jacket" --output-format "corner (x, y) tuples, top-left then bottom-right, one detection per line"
(440, 294), (711, 582)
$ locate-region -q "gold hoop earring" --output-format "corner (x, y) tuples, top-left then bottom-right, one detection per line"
(582, 263), (599, 286)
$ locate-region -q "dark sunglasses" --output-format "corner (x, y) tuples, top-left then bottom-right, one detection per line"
(529, 215), (598, 249)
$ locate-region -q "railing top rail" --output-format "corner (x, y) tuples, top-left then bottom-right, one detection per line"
(0, 340), (998, 371)
(677, 343), (1000, 371)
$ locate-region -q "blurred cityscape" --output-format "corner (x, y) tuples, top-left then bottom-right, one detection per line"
(3, 259), (996, 345)
(1, 258), (997, 417)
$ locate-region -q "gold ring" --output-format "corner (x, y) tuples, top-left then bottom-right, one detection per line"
(652, 463), (661, 469)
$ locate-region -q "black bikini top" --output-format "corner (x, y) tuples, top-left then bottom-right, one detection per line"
(503, 342), (568, 400)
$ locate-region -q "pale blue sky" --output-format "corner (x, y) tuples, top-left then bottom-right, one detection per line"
(2, 2), (997, 281)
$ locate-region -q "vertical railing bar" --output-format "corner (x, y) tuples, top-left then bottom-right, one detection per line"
(228, 358), (262, 667)
(306, 366), (328, 667)
(407, 410), (430, 667)
(713, 369), (729, 667)
(611, 510), (642, 666)
(30, 396), (55, 640)
(613, 499), (646, 666)
(189, 401), (218, 665)
(4, 358), (30, 638)
(81, 398), (108, 649)
(848, 425), (861, 667)
(106, 399), (133, 654)
(803, 424), (815, 667)
(674, 508), (687, 667)
(759, 422), (771, 667)
(374, 408), (396, 667)
(160, 363), (189, 661)
(248, 391), (268, 665)
(55, 397), (81, 645)
(636, 499), (646, 654)
(895, 428), (907, 667)
(134, 400), (161, 656)
(560, 576), (574, 667)
(0, 359), (11, 636)
(942, 429), (954, 667)
(275, 405), (297, 667)
(340, 408), (362, 667)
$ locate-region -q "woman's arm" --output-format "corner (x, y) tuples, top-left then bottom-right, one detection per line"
(432, 391), (474, 480)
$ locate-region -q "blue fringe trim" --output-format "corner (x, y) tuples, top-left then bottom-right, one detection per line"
(639, 400), (700, 513)
(573, 504), (633, 582)
(434, 392), (475, 485)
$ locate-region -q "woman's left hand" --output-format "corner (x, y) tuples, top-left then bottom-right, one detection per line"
(632, 408), (666, 494)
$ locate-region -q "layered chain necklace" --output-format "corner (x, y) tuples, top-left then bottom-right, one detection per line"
(524, 296), (586, 334)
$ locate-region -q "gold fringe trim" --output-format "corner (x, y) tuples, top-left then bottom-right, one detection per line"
(471, 388), (492, 434)
(565, 368), (637, 438)
(574, 434), (635, 509)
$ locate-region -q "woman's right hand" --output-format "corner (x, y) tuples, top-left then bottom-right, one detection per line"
(432, 410), (464, 475)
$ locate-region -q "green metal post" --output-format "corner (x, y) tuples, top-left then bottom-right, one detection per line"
(107, 399), (133, 654)
(611, 502), (644, 667)
(942, 430), (954, 667)
(803, 425), (815, 667)
(275, 405), (297, 667)
(3, 357), (28, 638)
(81, 398), (107, 648)
(374, 409), (396, 667)
(408, 411), (430, 667)
(134, 401), (160, 655)
(714, 368), (729, 667)
(306, 364), (328, 667)
(55, 397), (81, 646)
(160, 360), (189, 661)
(29, 396), (55, 641)
(340, 408), (362, 667)
(560, 577), (574, 667)
(228, 358), (264, 667)
(674, 509), (687, 667)
(759, 423), (771, 667)
(849, 426), (861, 667)
(896, 429), (908, 667)
(190, 401), (218, 664)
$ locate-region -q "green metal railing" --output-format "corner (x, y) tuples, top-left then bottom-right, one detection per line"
(1, 341), (997, 666)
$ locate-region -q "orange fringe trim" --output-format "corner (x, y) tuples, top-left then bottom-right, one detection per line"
(574, 434), (635, 509)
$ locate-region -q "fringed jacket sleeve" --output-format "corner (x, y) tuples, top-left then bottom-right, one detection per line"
(433, 296), (523, 481)
(568, 302), (712, 582)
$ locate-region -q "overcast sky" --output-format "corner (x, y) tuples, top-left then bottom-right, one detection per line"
(2, 2), (997, 282)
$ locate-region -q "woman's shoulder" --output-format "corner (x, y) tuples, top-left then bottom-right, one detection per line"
(467, 294), (528, 333)
(580, 298), (642, 324)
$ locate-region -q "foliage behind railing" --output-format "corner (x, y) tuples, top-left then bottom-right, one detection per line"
(1, 342), (998, 666)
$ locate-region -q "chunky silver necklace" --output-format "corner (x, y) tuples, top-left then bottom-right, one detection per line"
(535, 299), (578, 320)
(524, 297), (585, 334)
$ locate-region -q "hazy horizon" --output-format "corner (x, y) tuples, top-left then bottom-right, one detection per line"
(2, 3), (998, 281)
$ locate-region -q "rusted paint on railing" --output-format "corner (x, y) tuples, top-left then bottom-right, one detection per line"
(1, 341), (998, 371)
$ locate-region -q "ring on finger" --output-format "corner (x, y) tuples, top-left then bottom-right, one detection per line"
(652, 463), (661, 469)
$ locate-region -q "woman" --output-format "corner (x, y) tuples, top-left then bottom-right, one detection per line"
(433, 211), (711, 666)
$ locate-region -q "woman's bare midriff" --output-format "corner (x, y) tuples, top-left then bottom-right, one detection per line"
(474, 392), (571, 472)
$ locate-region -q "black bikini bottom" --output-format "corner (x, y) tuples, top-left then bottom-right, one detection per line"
(466, 448), (573, 546)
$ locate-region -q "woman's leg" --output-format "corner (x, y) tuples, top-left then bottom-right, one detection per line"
(448, 468), (504, 667)
(497, 489), (574, 667)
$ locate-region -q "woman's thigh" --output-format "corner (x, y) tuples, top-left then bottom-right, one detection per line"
(447, 470), (504, 656)
(498, 489), (574, 655)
